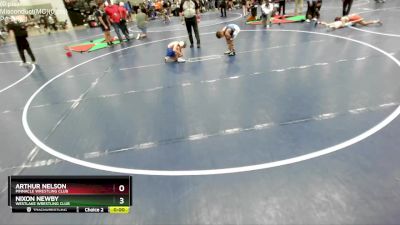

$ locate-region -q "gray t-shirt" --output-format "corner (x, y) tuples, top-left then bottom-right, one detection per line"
(136, 12), (147, 28)
(180, 0), (199, 18)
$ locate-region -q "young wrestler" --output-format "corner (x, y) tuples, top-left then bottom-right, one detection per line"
(164, 41), (187, 63)
(216, 23), (241, 56)
(340, 14), (382, 26)
(319, 14), (382, 30)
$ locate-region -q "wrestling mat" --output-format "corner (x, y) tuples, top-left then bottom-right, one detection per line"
(64, 37), (122, 53)
(246, 15), (306, 25)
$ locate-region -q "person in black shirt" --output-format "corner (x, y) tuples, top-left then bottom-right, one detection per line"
(180, 0), (201, 48)
(7, 20), (36, 65)
(94, 3), (114, 46)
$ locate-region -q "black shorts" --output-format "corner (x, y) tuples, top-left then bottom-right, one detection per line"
(100, 25), (111, 32)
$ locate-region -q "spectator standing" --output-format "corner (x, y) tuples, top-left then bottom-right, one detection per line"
(342, 0), (353, 16)
(47, 15), (58, 34)
(306, 0), (321, 21)
(294, 0), (303, 15)
(131, 0), (140, 20)
(95, 3), (114, 46)
(180, 0), (201, 48)
(39, 15), (47, 33)
(172, 0), (181, 16)
(241, 0), (247, 16)
(220, 0), (227, 17)
(306, 0), (314, 21)
(7, 19), (36, 65)
(163, 0), (172, 23)
(209, 0), (215, 10)
(136, 7), (148, 39)
(105, 1), (129, 42)
(277, 0), (285, 15)
(228, 0), (233, 10)
(125, 1), (133, 21)
(119, 2), (130, 39)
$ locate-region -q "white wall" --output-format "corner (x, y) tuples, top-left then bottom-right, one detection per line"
(18, 0), (72, 28)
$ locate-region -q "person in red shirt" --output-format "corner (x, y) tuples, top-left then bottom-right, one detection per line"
(104, 1), (129, 42)
(119, 2), (130, 39)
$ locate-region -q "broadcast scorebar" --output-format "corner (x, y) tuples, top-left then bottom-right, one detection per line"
(8, 176), (132, 213)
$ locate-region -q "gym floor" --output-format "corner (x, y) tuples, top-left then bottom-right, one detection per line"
(1, 0), (400, 224)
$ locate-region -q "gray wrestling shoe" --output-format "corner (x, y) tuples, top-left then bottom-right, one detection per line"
(164, 57), (175, 63)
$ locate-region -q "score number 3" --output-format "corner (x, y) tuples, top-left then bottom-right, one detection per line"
(119, 185), (125, 205)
